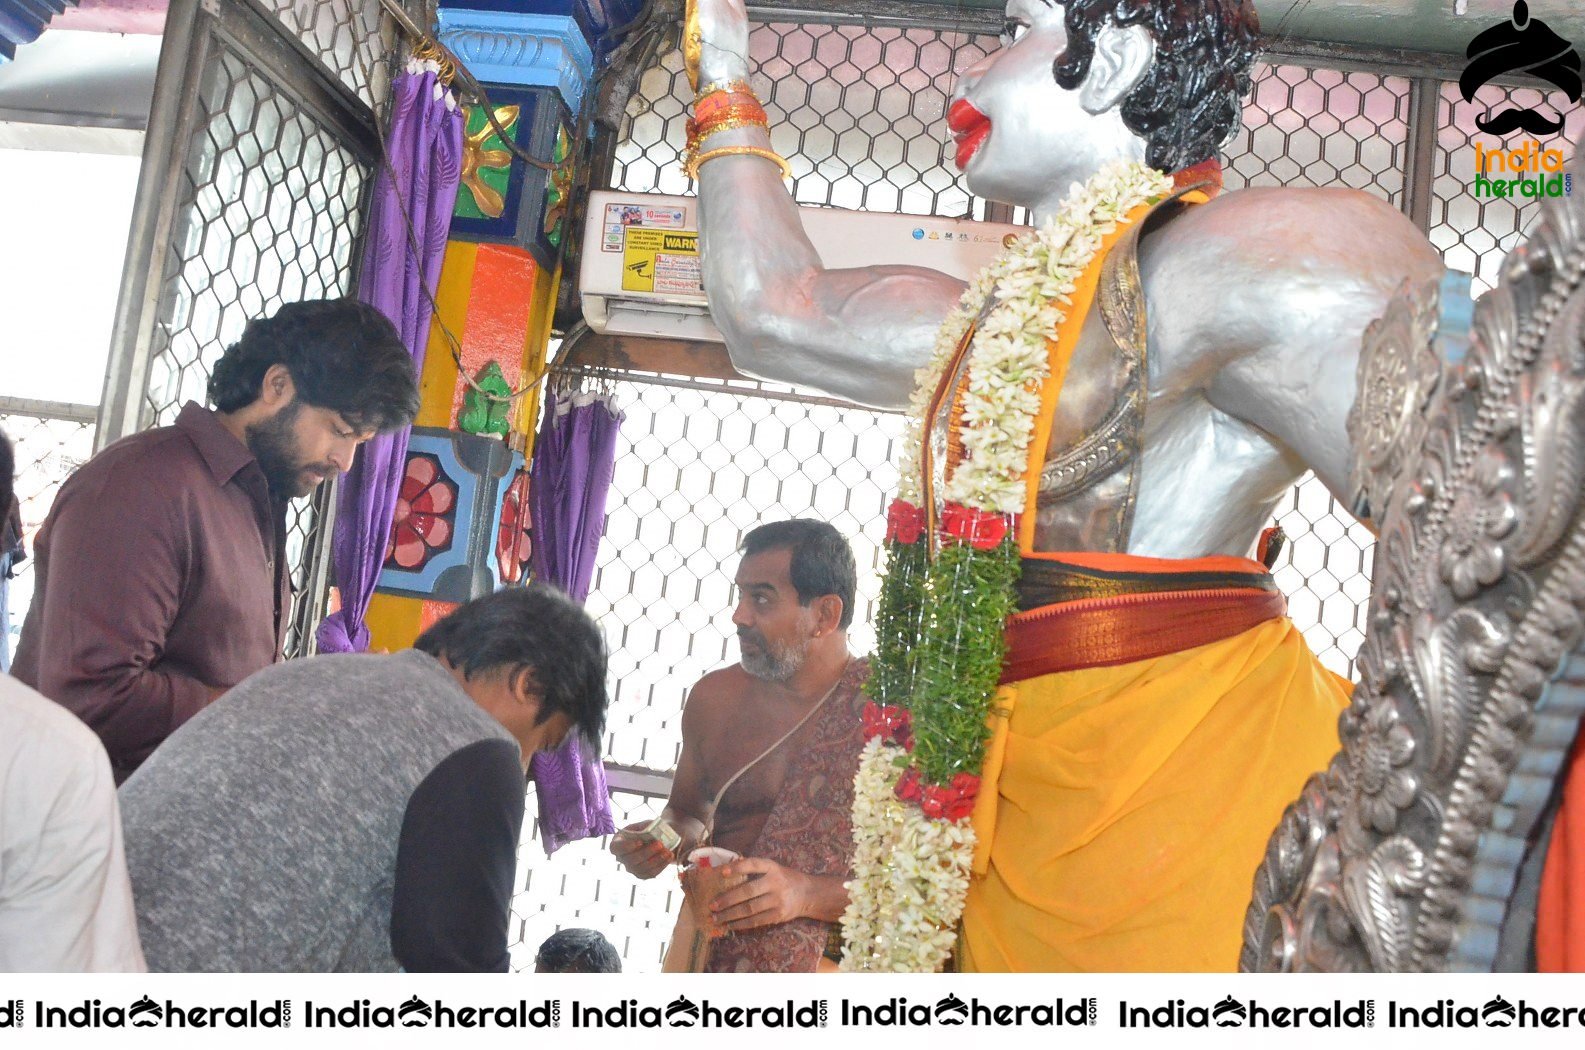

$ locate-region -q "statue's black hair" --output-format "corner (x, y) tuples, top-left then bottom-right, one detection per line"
(1050, 0), (1260, 171)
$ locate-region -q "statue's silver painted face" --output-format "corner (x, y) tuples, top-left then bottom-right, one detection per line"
(950, 1), (1078, 207)
(949, 0), (1145, 216)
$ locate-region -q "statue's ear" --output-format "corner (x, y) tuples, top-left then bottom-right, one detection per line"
(1078, 22), (1154, 114)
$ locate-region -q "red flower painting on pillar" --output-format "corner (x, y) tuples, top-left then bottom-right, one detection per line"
(497, 468), (533, 585)
(387, 453), (458, 571)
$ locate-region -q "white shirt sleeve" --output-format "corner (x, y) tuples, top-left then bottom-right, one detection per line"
(0, 676), (147, 972)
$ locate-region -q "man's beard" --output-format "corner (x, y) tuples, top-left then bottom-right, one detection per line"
(245, 399), (329, 500)
(738, 629), (810, 683)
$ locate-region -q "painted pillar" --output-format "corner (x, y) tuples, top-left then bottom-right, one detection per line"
(364, 2), (596, 652)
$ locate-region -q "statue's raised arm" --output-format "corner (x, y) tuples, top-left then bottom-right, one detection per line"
(689, 0), (1440, 554)
(688, 0), (968, 409)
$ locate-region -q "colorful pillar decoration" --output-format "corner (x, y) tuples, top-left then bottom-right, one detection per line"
(364, 240), (560, 650)
(364, 2), (602, 652)
(433, 1), (646, 67)
(497, 468), (534, 586)
(459, 361), (513, 436)
(379, 427), (522, 601)
(437, 4), (597, 111)
(449, 86), (575, 268)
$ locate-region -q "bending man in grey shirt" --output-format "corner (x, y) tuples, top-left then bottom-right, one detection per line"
(120, 585), (608, 972)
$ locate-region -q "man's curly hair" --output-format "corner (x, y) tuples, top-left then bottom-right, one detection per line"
(1052, 0), (1259, 172)
(207, 299), (419, 433)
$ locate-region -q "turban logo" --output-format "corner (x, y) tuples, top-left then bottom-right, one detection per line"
(1460, 1), (1581, 135)
(1481, 995), (1518, 1026)
(128, 995), (162, 1027)
(933, 993), (970, 1025)
(665, 995), (701, 1026)
(1212, 995), (1248, 1027)
(397, 995), (433, 1027)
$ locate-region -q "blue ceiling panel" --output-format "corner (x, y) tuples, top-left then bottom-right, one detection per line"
(0, 0), (77, 63)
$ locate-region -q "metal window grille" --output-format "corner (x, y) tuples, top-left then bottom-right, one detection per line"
(507, 12), (1581, 970)
(614, 20), (997, 216)
(256, 0), (396, 114)
(1227, 64), (1411, 202)
(98, 0), (407, 657)
(1429, 82), (1585, 294)
(0, 399), (98, 661)
(512, 787), (679, 971)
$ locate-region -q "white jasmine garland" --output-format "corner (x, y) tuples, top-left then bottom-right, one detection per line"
(895, 162), (1172, 513)
(840, 738), (974, 973)
(853, 161), (1172, 974)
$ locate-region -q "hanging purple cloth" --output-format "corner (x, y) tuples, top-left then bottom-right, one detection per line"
(532, 734), (617, 854)
(528, 386), (625, 853)
(528, 388), (624, 602)
(317, 63), (463, 654)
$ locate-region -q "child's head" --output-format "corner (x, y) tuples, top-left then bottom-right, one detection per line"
(534, 928), (622, 973)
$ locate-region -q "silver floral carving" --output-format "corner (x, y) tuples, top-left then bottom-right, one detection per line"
(1348, 276), (1442, 522)
(1244, 153), (1585, 973)
(1438, 448), (1517, 600)
(1351, 700), (1416, 834)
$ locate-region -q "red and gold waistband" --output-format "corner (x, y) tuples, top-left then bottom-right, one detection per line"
(1001, 552), (1286, 683)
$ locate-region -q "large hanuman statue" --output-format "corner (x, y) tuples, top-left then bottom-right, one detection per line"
(682, 0), (1574, 972)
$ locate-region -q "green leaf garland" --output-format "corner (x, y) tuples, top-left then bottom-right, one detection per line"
(908, 534), (1020, 784)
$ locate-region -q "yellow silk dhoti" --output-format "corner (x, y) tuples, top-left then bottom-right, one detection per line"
(929, 179), (1340, 972)
(960, 616), (1347, 972)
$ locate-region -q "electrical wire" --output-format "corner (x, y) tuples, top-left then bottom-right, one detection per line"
(350, 0), (662, 413)
(351, 13), (547, 419)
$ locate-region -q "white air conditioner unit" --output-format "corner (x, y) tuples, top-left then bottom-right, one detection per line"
(581, 190), (1022, 342)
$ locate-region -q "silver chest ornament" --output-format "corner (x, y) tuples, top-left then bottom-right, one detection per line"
(1244, 154), (1585, 972)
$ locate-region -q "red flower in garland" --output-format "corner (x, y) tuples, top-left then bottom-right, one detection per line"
(940, 502), (1012, 551)
(885, 498), (925, 545)
(387, 453), (457, 570)
(862, 701), (914, 751)
(919, 773), (980, 822)
(894, 767), (923, 803)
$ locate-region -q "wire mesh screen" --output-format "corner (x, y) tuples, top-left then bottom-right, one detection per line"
(586, 372), (899, 771)
(510, 788), (681, 972)
(0, 405), (97, 662)
(128, 1), (393, 657)
(1226, 63), (1411, 202)
(1429, 81), (1585, 295)
(258, 0), (394, 113)
(142, 46), (370, 424)
(615, 21), (996, 216)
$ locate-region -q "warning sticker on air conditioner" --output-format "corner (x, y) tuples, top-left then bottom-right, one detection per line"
(621, 228), (702, 295)
(603, 203), (687, 252)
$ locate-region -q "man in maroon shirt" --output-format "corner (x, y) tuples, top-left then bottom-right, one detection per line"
(13, 299), (419, 780)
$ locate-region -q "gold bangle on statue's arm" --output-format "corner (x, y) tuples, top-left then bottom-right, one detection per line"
(686, 145), (793, 182)
(696, 79), (755, 99)
(681, 122), (774, 178)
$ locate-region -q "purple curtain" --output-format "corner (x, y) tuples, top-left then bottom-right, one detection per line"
(528, 385), (625, 853)
(317, 65), (463, 654)
(528, 388), (624, 601)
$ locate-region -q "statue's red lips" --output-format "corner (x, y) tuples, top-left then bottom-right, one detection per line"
(947, 99), (991, 170)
